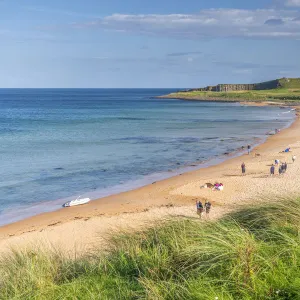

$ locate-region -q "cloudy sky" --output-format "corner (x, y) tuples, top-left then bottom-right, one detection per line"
(0, 0), (299, 88)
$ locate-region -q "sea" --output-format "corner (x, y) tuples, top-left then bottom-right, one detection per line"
(0, 89), (295, 225)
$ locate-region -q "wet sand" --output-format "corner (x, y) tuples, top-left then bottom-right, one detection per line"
(1, 114), (300, 256)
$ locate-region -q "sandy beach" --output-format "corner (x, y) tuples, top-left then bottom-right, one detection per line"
(1, 112), (300, 257)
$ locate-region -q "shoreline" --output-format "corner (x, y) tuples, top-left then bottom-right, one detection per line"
(0, 109), (300, 254)
(156, 93), (300, 106)
(0, 106), (294, 227)
(0, 103), (294, 227)
(0, 136), (268, 227)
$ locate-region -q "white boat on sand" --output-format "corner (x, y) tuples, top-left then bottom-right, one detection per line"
(63, 196), (91, 207)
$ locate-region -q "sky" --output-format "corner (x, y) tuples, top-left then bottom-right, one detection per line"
(0, 0), (300, 88)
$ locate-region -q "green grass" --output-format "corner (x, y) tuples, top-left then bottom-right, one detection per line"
(1, 199), (300, 299)
(278, 78), (300, 89)
(164, 88), (300, 103)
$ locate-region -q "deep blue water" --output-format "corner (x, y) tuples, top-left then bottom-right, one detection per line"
(0, 89), (295, 225)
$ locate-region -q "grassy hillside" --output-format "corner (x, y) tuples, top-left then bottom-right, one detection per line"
(278, 78), (300, 89)
(1, 199), (300, 299)
(161, 88), (300, 103)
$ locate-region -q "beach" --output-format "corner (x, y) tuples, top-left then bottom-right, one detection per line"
(0, 111), (300, 257)
(1, 89), (292, 225)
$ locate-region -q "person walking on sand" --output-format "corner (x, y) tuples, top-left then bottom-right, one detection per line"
(292, 155), (296, 163)
(247, 145), (251, 155)
(205, 201), (212, 217)
(279, 165), (283, 175)
(196, 201), (204, 219)
(284, 162), (288, 172)
(241, 162), (246, 175)
(270, 164), (275, 176)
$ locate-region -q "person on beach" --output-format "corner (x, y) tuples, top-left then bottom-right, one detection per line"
(275, 159), (280, 166)
(205, 201), (212, 216)
(279, 165), (283, 175)
(281, 147), (291, 153)
(284, 162), (288, 172)
(241, 162), (246, 175)
(247, 145), (251, 155)
(270, 164), (275, 176)
(292, 155), (296, 163)
(196, 201), (204, 218)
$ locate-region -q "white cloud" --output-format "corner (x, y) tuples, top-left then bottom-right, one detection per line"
(75, 9), (300, 39)
(285, 0), (300, 7)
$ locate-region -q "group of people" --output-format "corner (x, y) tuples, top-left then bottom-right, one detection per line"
(270, 161), (288, 176)
(241, 155), (296, 177)
(196, 200), (211, 218)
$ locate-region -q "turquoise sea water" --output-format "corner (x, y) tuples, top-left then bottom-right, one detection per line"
(0, 89), (295, 225)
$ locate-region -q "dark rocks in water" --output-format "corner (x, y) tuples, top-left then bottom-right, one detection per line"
(102, 169), (107, 172)
(190, 164), (197, 167)
(223, 152), (230, 155)
(176, 162), (181, 165)
(54, 167), (64, 170)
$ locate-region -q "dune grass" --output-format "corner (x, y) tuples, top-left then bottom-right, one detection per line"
(1, 199), (300, 299)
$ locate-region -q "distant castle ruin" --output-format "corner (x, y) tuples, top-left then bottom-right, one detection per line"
(187, 78), (298, 93)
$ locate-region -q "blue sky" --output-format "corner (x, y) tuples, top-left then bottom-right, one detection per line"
(0, 0), (299, 88)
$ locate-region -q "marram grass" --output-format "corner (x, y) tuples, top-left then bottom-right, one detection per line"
(1, 199), (300, 299)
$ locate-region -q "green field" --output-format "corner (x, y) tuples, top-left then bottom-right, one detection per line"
(162, 88), (300, 103)
(1, 199), (300, 299)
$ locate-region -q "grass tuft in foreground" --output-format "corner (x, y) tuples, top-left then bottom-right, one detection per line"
(1, 199), (300, 299)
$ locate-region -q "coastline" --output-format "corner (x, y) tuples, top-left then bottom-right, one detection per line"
(157, 95), (293, 106)
(0, 109), (300, 255)
(156, 90), (300, 106)
(0, 102), (293, 227)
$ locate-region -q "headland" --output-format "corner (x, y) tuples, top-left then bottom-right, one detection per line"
(158, 78), (300, 105)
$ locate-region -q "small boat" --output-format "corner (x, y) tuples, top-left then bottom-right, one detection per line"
(63, 196), (91, 207)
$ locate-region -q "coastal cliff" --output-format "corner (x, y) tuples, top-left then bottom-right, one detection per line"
(184, 78), (300, 92)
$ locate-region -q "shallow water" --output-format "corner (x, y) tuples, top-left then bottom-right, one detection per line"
(0, 89), (294, 225)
